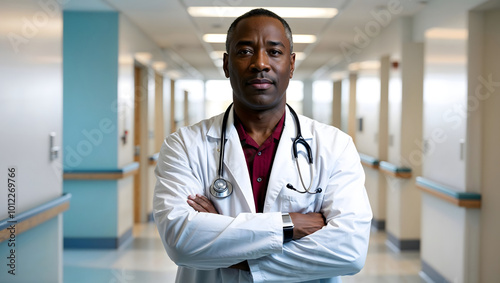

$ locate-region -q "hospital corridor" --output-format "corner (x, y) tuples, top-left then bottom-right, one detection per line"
(1, 0), (500, 282)
(62, 223), (423, 282)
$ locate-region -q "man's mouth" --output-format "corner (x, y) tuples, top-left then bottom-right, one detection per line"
(247, 78), (273, 90)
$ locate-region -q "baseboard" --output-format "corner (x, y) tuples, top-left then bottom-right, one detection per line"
(421, 260), (451, 283)
(386, 231), (420, 251)
(64, 227), (133, 249)
(371, 218), (386, 230)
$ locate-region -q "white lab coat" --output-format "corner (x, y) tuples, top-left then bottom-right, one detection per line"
(154, 107), (372, 283)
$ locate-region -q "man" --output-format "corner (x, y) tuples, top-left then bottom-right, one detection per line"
(154, 8), (372, 283)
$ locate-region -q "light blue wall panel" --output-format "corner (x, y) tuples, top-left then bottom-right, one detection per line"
(63, 11), (119, 170)
(63, 180), (117, 237)
(0, 217), (61, 283)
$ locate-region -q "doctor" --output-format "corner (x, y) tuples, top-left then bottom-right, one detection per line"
(154, 8), (372, 283)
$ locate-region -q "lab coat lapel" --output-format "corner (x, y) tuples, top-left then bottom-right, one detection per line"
(221, 108), (256, 213)
(263, 110), (296, 212)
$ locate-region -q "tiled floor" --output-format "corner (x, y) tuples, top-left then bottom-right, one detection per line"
(342, 231), (425, 283)
(63, 224), (425, 283)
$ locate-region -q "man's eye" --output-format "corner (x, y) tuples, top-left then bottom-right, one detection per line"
(269, 49), (283, 56)
(238, 49), (252, 55)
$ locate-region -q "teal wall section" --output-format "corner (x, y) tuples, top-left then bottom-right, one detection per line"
(63, 180), (118, 238)
(63, 11), (119, 170)
(0, 217), (61, 282)
(62, 11), (132, 249)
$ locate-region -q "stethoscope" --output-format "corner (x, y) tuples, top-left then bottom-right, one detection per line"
(210, 103), (322, 198)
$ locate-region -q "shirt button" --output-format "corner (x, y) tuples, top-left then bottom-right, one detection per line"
(257, 152), (262, 156)
(257, 177), (262, 182)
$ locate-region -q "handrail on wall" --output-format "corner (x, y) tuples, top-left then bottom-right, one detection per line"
(379, 161), (412, 179)
(0, 193), (72, 242)
(416, 177), (481, 208)
(359, 153), (380, 169)
(63, 162), (139, 180)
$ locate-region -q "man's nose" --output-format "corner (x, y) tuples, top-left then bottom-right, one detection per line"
(250, 50), (271, 72)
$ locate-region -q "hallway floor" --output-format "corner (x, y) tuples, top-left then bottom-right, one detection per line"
(63, 223), (425, 283)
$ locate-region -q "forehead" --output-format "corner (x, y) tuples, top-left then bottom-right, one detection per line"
(231, 16), (289, 46)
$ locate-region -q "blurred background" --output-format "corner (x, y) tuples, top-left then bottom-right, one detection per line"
(1, 0), (499, 282)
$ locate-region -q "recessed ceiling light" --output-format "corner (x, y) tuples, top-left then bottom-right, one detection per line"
(134, 52), (152, 64)
(203, 34), (316, 44)
(425, 28), (468, 40)
(188, 7), (338, 18)
(203, 34), (227, 43)
(292, 35), (316, 44)
(152, 61), (167, 71)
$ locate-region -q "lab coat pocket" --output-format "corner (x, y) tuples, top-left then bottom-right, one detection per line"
(278, 185), (323, 214)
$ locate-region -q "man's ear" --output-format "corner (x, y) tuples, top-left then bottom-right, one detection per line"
(289, 53), (296, 78)
(223, 53), (230, 78)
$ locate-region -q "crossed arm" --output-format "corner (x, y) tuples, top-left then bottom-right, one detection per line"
(186, 194), (326, 271)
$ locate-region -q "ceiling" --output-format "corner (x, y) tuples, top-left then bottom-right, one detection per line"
(63, 0), (427, 80)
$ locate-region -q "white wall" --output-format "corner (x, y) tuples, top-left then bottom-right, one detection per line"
(355, 68), (380, 157)
(412, 0), (489, 42)
(477, 7), (500, 282)
(422, 25), (467, 190)
(117, 14), (168, 221)
(312, 80), (333, 125)
(340, 77), (350, 133)
(415, 1), (497, 281)
(387, 65), (402, 165)
(0, 0), (63, 216)
(0, 1), (63, 282)
(117, 14), (165, 168)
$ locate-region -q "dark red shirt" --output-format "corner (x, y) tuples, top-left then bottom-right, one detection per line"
(234, 113), (285, 212)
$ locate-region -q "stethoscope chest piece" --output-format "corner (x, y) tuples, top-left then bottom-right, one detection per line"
(210, 178), (233, 198)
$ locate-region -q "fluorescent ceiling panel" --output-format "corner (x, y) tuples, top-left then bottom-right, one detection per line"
(188, 7), (338, 18)
(425, 28), (468, 40)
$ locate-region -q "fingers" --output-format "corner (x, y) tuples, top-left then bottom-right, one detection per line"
(187, 194), (219, 214)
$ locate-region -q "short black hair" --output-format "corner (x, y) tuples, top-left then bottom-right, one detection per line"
(225, 8), (293, 53)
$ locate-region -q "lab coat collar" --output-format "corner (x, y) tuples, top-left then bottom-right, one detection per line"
(207, 106), (255, 212)
(263, 107), (313, 212)
(205, 106), (313, 213)
(206, 105), (312, 140)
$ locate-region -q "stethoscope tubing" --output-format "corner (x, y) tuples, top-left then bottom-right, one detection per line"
(211, 103), (320, 198)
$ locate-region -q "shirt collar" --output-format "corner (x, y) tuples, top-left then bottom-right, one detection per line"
(234, 112), (286, 145)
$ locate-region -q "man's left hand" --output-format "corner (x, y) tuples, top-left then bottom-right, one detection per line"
(187, 194), (219, 214)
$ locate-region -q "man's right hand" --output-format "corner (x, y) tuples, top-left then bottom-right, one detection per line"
(289, 212), (326, 240)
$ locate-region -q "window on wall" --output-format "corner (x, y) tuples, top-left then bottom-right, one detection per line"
(205, 80), (232, 117)
(313, 80), (333, 124)
(176, 80), (205, 126)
